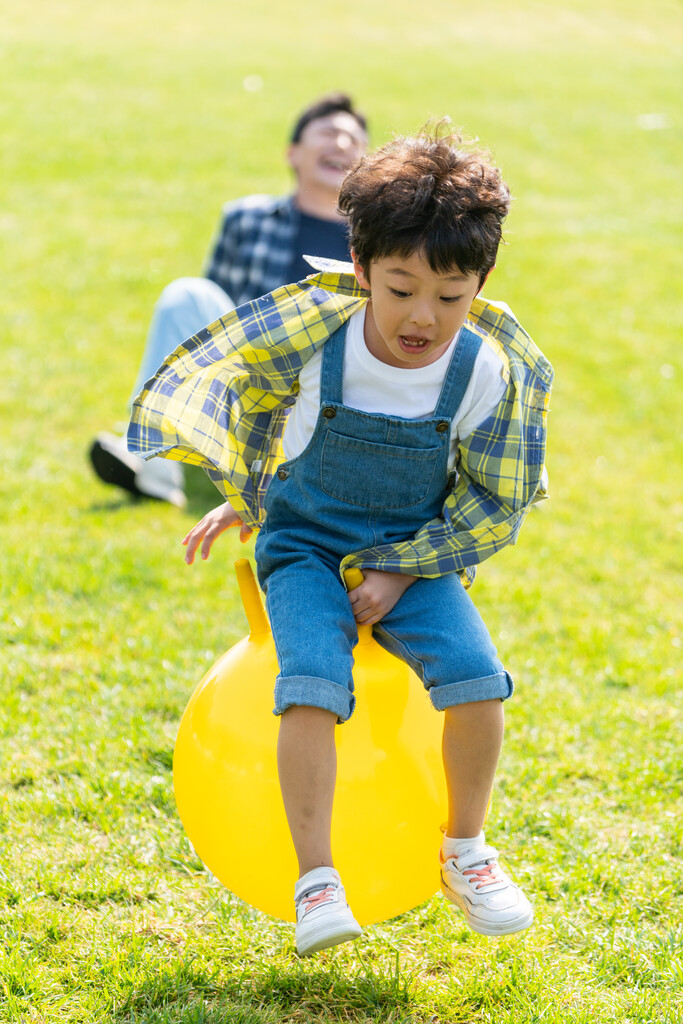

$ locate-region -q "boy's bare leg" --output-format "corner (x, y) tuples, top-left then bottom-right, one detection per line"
(440, 699), (534, 935)
(277, 705), (337, 877)
(442, 699), (504, 837)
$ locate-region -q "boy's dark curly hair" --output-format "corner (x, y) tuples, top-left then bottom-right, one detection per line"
(338, 122), (510, 285)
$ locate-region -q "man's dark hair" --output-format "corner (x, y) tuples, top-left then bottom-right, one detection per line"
(290, 93), (367, 144)
(338, 123), (510, 285)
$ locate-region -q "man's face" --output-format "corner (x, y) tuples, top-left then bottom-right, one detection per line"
(288, 112), (367, 194)
(353, 250), (486, 369)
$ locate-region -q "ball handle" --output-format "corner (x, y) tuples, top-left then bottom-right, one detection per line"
(343, 568), (372, 645)
(234, 559), (270, 637)
(233, 560), (373, 644)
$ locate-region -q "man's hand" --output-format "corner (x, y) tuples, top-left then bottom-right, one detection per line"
(182, 501), (253, 563)
(347, 569), (417, 626)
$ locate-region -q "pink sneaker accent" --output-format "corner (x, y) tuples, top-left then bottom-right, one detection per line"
(294, 868), (362, 955)
(440, 844), (534, 937)
(459, 860), (505, 890)
(302, 885), (336, 911)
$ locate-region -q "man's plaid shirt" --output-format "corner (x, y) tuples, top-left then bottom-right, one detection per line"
(128, 261), (553, 586)
(205, 194), (298, 303)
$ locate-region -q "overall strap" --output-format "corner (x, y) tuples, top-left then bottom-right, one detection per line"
(319, 320), (348, 405)
(434, 326), (483, 419)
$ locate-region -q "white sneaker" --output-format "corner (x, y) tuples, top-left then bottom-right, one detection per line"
(294, 867), (362, 956)
(89, 432), (185, 507)
(440, 844), (534, 936)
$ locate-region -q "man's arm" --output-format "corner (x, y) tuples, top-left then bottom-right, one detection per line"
(203, 200), (245, 297)
(203, 195), (294, 304)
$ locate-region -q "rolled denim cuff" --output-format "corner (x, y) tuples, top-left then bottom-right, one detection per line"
(273, 674), (355, 723)
(429, 670), (514, 710)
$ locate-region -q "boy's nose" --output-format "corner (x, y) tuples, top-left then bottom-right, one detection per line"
(409, 304), (436, 328)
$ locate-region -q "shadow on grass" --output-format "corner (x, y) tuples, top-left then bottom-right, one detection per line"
(87, 496), (147, 512)
(115, 956), (416, 1024)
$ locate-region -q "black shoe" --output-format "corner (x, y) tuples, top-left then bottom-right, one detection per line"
(89, 432), (186, 507)
(89, 433), (144, 495)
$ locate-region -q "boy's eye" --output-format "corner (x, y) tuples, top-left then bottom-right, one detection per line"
(441, 295), (463, 304)
(389, 288), (411, 298)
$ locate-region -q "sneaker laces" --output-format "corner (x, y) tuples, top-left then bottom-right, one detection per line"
(297, 883), (337, 914)
(445, 844), (507, 892)
(462, 861), (504, 891)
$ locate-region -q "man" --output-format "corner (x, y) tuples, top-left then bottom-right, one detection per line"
(89, 93), (368, 506)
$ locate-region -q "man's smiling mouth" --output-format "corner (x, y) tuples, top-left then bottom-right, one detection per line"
(321, 157), (352, 171)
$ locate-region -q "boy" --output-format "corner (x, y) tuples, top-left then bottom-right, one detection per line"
(128, 126), (553, 955)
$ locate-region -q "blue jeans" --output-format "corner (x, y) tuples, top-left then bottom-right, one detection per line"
(130, 277), (234, 404)
(265, 556), (512, 722)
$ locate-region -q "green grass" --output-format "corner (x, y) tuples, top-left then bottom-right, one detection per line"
(1, 0), (682, 1020)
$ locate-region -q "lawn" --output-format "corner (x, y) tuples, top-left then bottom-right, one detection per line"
(1, 1), (681, 1021)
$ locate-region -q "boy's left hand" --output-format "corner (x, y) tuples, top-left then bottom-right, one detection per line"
(348, 569), (417, 626)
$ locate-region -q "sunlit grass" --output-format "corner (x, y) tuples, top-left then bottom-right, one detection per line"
(1, 0), (681, 1021)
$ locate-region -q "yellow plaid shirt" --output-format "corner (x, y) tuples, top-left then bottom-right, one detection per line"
(127, 262), (553, 586)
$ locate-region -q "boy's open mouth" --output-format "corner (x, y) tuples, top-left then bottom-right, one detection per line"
(399, 335), (431, 350)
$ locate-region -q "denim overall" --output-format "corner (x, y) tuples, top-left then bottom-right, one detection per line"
(255, 322), (513, 722)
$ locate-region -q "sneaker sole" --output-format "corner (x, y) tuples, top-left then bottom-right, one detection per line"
(296, 921), (362, 956)
(441, 882), (534, 937)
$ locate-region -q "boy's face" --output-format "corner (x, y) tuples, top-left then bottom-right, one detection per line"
(352, 250), (486, 369)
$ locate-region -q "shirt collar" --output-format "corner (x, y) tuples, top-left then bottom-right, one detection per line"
(303, 254), (355, 275)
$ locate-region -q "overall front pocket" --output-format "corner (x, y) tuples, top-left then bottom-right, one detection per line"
(321, 431), (440, 509)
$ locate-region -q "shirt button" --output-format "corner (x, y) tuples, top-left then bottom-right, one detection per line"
(436, 420), (449, 433)
(277, 468), (289, 480)
(322, 407), (336, 419)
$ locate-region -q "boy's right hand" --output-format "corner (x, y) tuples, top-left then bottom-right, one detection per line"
(182, 501), (253, 564)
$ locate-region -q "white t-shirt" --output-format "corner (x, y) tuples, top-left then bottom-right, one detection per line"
(282, 307), (507, 471)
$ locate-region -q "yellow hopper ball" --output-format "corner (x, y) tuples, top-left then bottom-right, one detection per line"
(173, 559), (447, 925)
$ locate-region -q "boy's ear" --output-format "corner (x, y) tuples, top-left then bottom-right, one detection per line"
(351, 251), (371, 291)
